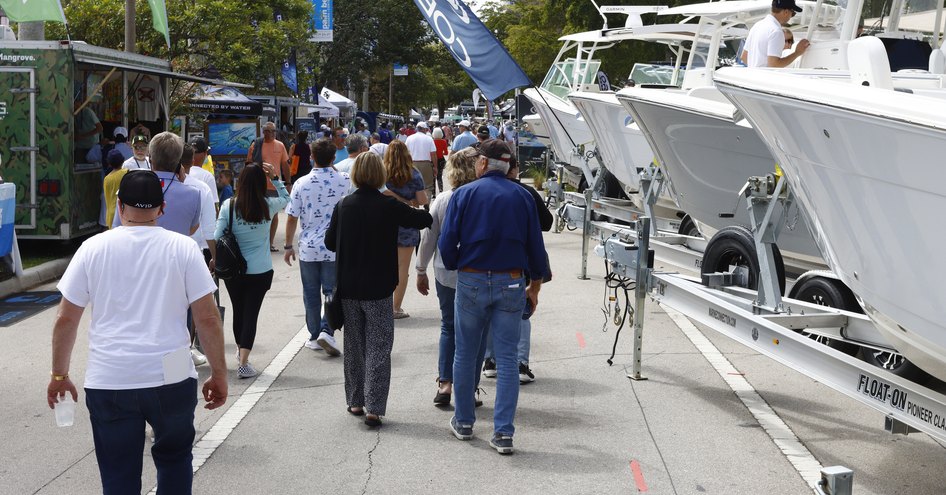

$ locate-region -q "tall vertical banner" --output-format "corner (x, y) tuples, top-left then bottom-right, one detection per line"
(146, 0), (171, 47)
(310, 0), (333, 42)
(413, 0), (530, 101)
(0, 0), (67, 23)
(282, 50), (299, 94)
(274, 11), (298, 94)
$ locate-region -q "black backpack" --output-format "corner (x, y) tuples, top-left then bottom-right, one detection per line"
(214, 199), (247, 280)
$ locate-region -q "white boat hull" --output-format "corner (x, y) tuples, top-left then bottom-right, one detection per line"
(616, 88), (823, 264)
(569, 91), (653, 192)
(522, 87), (596, 167)
(522, 114), (553, 148)
(716, 68), (946, 380)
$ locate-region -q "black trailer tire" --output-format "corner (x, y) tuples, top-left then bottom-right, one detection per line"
(789, 276), (860, 355)
(857, 347), (931, 383)
(701, 226), (786, 294)
(593, 167), (629, 200)
(677, 214), (701, 237)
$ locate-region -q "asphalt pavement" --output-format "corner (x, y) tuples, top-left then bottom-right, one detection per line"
(4, 218), (946, 494)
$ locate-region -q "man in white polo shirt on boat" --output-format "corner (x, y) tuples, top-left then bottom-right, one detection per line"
(741, 0), (810, 68)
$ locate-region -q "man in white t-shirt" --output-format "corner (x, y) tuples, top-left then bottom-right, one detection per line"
(187, 140), (220, 209)
(285, 138), (350, 355)
(180, 144), (218, 367)
(405, 121), (438, 200)
(741, 0), (809, 68)
(122, 134), (152, 170)
(47, 170), (227, 494)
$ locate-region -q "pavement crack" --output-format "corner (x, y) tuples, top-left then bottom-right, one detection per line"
(31, 448), (96, 495)
(361, 428), (382, 495)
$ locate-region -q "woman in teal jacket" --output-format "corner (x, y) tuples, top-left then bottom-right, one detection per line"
(215, 162), (289, 378)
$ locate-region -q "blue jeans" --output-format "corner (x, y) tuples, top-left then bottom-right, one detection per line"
(484, 318), (531, 365)
(85, 378), (198, 495)
(453, 271), (525, 436)
(300, 260), (337, 338)
(436, 280), (456, 382)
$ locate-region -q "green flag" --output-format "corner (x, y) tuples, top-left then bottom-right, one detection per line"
(147, 0), (170, 47)
(0, 0), (67, 23)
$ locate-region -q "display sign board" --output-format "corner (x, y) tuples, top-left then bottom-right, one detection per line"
(311, 0), (334, 42)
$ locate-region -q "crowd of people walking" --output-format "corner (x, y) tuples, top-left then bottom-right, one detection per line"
(48, 115), (548, 493)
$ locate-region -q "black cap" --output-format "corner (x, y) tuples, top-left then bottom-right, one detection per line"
(479, 139), (512, 162)
(118, 170), (163, 209)
(773, 0), (802, 12)
(191, 137), (209, 153)
(477, 125), (490, 139)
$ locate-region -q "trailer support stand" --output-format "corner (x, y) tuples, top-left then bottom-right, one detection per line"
(579, 187), (593, 280)
(639, 164), (664, 237)
(745, 175), (791, 313)
(628, 217), (652, 381)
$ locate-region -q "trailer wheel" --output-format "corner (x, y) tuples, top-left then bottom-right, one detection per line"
(857, 347), (931, 383)
(789, 276), (860, 355)
(677, 215), (701, 237)
(594, 167), (629, 200)
(701, 226), (786, 294)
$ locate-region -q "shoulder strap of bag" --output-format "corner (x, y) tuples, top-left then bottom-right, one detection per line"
(252, 138), (264, 165)
(227, 198), (235, 234)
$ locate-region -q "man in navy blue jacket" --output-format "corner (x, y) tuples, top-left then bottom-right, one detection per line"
(439, 139), (547, 455)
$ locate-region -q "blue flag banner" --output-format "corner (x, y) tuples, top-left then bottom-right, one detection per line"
(413, 0), (530, 101)
(311, 0), (333, 42)
(282, 50), (299, 94)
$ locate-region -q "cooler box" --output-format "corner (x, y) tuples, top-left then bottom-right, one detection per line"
(0, 183), (15, 257)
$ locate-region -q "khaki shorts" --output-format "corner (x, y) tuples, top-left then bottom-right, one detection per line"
(413, 161), (436, 196)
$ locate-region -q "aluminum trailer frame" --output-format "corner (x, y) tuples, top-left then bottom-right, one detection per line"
(549, 161), (707, 279)
(600, 224), (946, 470)
(597, 194), (946, 453)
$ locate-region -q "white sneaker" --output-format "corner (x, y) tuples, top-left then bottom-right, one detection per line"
(191, 349), (207, 366)
(238, 363), (259, 379)
(316, 331), (342, 357)
(304, 339), (324, 351)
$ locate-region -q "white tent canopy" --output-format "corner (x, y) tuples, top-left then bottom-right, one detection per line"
(299, 100), (339, 118)
(320, 87), (356, 110)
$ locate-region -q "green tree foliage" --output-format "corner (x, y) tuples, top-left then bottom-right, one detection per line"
(49, 0), (314, 92)
(384, 43), (475, 117)
(313, 0), (434, 107)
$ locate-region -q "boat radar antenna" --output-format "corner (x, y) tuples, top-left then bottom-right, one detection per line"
(590, 2), (670, 31)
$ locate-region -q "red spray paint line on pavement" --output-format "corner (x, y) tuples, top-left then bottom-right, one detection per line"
(630, 460), (648, 492)
(576, 332), (586, 349)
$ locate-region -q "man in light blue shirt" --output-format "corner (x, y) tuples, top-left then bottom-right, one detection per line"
(332, 127), (350, 164)
(451, 120), (478, 152)
(113, 132), (200, 236)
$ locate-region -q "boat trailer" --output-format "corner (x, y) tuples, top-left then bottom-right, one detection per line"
(595, 179), (946, 494)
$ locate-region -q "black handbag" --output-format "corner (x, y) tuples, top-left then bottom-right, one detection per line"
(214, 200), (247, 280)
(323, 201), (344, 331)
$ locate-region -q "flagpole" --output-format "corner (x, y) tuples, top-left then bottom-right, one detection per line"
(124, 0), (135, 53)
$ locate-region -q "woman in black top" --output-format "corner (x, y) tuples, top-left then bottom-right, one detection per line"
(288, 131), (312, 183)
(325, 152), (432, 427)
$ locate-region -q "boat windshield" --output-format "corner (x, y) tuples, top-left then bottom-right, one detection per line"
(629, 63), (683, 86)
(687, 36), (742, 69)
(540, 58), (603, 99)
